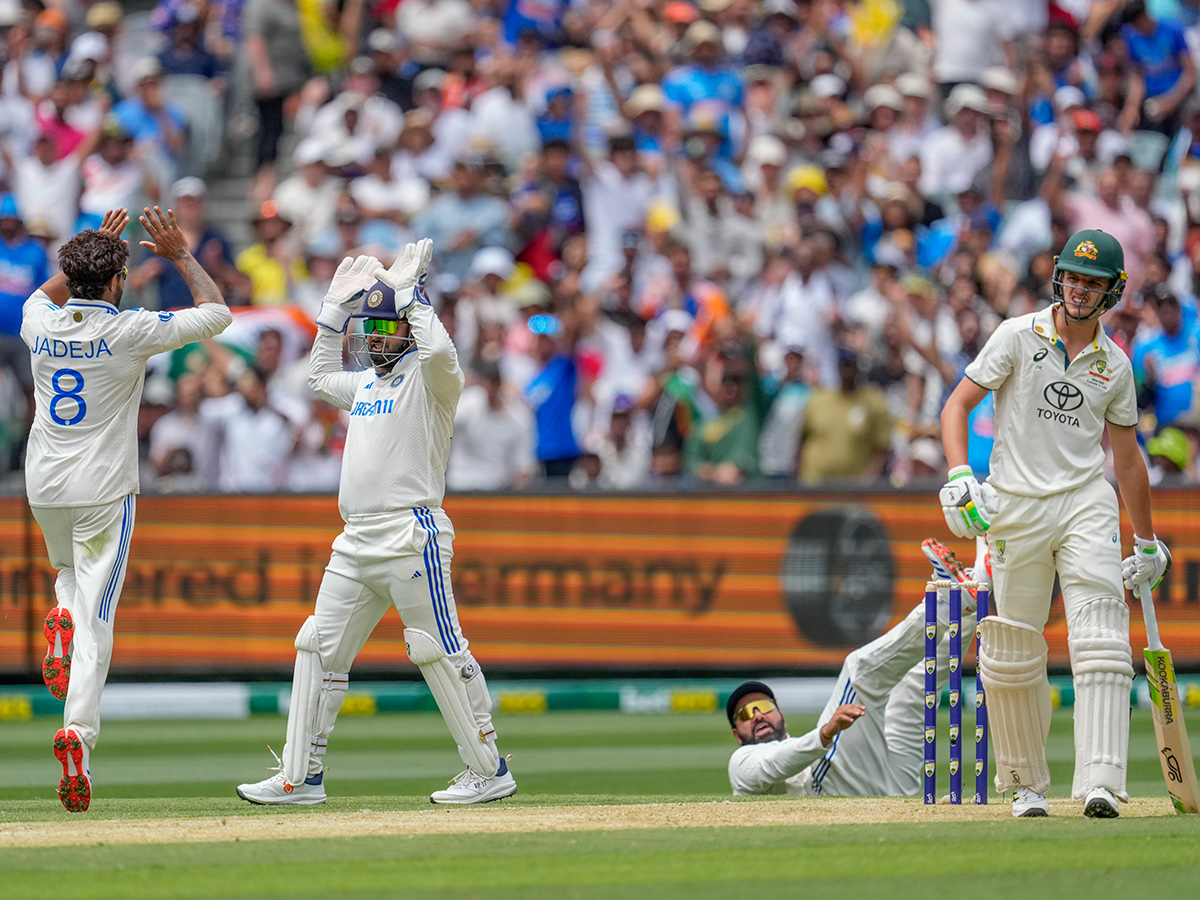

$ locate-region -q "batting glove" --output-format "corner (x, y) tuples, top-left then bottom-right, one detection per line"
(375, 238), (434, 316)
(938, 466), (998, 539)
(316, 255), (383, 333)
(1122, 535), (1172, 591)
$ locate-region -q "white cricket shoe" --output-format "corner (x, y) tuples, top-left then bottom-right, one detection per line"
(236, 770), (327, 805)
(430, 756), (516, 804)
(1012, 787), (1049, 817)
(1083, 787), (1120, 818)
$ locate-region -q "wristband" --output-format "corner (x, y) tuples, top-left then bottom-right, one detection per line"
(948, 465), (973, 481)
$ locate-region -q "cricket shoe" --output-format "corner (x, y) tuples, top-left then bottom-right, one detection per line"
(430, 756), (516, 804)
(53, 728), (90, 812)
(921, 539), (978, 612)
(42, 608), (75, 700)
(1083, 787), (1120, 818)
(236, 771), (327, 805)
(1012, 787), (1049, 818)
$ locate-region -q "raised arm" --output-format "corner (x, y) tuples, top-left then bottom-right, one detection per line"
(309, 255), (381, 410)
(139, 206), (226, 307)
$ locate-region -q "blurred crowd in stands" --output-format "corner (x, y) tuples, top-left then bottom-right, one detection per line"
(3, 0), (1200, 491)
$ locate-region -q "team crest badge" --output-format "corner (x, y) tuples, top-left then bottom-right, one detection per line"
(949, 691), (960, 709)
(1074, 240), (1098, 260)
(926, 659), (936, 674)
(950, 759), (959, 775)
(926, 692), (937, 709)
(995, 540), (1005, 559)
(925, 728), (936, 745)
(367, 290), (384, 308)
(975, 759), (985, 776)
(926, 623), (936, 640)
(925, 761), (936, 778)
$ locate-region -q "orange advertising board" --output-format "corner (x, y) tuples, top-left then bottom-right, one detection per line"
(1, 490), (1199, 676)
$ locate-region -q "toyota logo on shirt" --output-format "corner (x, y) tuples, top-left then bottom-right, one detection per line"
(1044, 381), (1084, 411)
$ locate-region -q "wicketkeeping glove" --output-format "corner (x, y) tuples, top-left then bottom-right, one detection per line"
(375, 238), (434, 316)
(1122, 535), (1172, 591)
(316, 255), (381, 333)
(939, 466), (999, 539)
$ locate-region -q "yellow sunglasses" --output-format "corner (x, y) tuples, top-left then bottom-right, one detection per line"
(733, 698), (777, 722)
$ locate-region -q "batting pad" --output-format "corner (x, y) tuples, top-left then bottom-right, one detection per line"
(284, 616), (323, 786)
(1068, 597), (1134, 801)
(405, 627), (499, 777)
(979, 617), (1052, 794)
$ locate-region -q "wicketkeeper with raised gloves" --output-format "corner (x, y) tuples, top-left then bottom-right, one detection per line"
(940, 229), (1166, 818)
(237, 240), (516, 806)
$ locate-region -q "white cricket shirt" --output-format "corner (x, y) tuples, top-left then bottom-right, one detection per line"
(728, 729), (826, 795)
(963, 306), (1137, 498)
(308, 299), (464, 520)
(22, 291), (233, 507)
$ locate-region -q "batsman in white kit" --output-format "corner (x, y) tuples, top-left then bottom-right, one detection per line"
(940, 229), (1166, 818)
(26, 208), (232, 812)
(236, 239), (516, 806)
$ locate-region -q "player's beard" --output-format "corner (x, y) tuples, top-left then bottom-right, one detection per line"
(747, 718), (786, 744)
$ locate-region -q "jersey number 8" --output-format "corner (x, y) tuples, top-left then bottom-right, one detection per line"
(50, 368), (86, 426)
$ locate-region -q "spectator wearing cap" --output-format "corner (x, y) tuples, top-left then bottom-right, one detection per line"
(537, 85), (576, 145)
(510, 139), (585, 281)
(350, 145), (430, 228)
(243, 0), (312, 201)
(411, 151), (512, 280)
(1120, 0), (1196, 137)
(1146, 426), (1193, 485)
(24, 8), (70, 101)
(525, 310), (582, 478)
(918, 84), (994, 201)
(887, 73), (938, 167)
(236, 201), (306, 306)
(753, 238), (837, 383)
(273, 139), (344, 248)
(111, 58), (187, 188)
(661, 20), (744, 141)
(624, 84), (669, 156)
(158, 3), (224, 81)
(135, 177), (247, 310)
(1134, 287), (1200, 430)
(303, 57), (404, 159)
(798, 347), (892, 484)
(742, 135), (790, 246)
(77, 119), (155, 235)
(447, 360), (535, 491)
(0, 191), (48, 347)
(366, 28), (412, 112)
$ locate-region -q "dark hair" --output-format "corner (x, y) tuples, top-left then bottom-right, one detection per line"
(59, 230), (128, 300)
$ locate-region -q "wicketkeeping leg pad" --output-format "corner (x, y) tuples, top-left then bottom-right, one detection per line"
(284, 617), (322, 786)
(1068, 597), (1134, 801)
(405, 627), (499, 777)
(979, 616), (1053, 794)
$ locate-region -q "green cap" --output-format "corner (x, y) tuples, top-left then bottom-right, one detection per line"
(1056, 229), (1126, 281)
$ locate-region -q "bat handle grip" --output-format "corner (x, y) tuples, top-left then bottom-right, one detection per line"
(1138, 582), (1165, 652)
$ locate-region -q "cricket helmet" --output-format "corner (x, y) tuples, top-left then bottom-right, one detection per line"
(347, 280), (417, 371)
(1051, 229), (1128, 321)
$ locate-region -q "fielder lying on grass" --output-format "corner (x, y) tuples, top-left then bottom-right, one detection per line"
(729, 538), (985, 797)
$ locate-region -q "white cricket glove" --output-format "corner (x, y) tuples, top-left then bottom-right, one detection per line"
(1122, 535), (1172, 591)
(316, 255), (383, 333)
(938, 466), (999, 539)
(374, 238), (433, 316)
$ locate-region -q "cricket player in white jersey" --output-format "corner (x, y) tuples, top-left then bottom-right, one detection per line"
(729, 539), (984, 796)
(26, 207), (232, 812)
(939, 229), (1166, 818)
(236, 239), (516, 806)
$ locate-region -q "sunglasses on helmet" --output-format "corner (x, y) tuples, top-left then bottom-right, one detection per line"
(363, 318), (401, 335)
(733, 698), (777, 722)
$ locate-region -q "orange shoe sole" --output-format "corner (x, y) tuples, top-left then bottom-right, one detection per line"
(42, 608), (74, 701)
(53, 727), (90, 812)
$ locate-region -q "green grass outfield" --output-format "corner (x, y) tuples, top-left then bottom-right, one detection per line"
(1, 708), (1199, 899)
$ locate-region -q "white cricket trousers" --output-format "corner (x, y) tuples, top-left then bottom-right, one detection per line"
(304, 506), (493, 771)
(32, 494), (136, 750)
(987, 478), (1125, 629)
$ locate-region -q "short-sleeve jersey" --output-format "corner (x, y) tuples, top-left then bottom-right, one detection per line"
(21, 291), (232, 506)
(963, 306), (1137, 498)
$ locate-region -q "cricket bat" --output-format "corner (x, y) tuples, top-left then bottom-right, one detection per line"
(1137, 582), (1200, 814)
